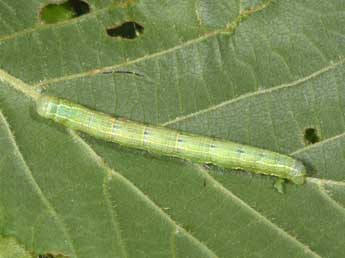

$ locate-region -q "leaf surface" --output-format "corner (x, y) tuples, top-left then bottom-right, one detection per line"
(0, 0), (345, 257)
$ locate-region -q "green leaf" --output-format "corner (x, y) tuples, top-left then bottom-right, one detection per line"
(0, 236), (33, 258)
(40, 2), (77, 24)
(1, 0), (344, 257)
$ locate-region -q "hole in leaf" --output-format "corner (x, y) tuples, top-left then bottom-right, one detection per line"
(304, 127), (320, 145)
(40, 0), (90, 24)
(106, 21), (144, 39)
(69, 0), (90, 16)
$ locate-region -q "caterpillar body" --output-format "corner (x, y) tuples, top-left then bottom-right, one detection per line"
(36, 96), (306, 185)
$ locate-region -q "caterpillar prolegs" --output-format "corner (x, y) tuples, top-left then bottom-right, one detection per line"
(36, 96), (306, 188)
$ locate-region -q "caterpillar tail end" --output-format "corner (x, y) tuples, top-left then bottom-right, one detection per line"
(290, 160), (307, 185)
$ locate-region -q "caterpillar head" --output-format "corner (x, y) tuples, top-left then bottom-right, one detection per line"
(290, 160), (307, 185)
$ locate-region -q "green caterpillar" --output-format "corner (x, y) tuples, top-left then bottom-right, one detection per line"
(36, 96), (306, 187)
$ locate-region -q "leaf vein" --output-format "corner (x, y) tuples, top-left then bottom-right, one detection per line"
(0, 110), (78, 258)
(194, 164), (322, 258)
(68, 129), (220, 258)
(291, 131), (345, 156)
(162, 57), (345, 126)
(34, 0), (273, 89)
(102, 173), (129, 258)
(317, 182), (345, 215)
